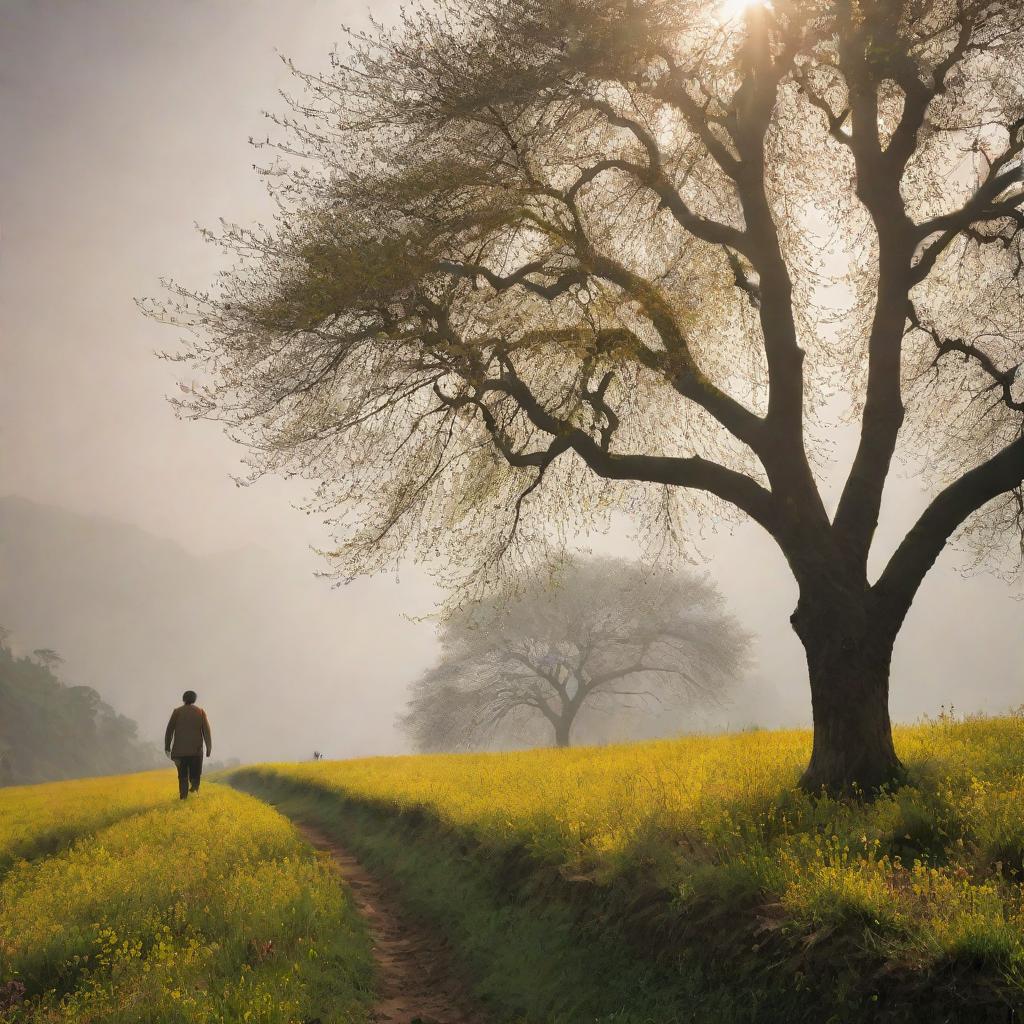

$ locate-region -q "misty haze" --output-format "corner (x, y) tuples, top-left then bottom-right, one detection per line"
(2, 1), (1020, 768)
(2, 0), (1023, 1021)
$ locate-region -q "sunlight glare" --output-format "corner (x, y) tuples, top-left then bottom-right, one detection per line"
(719, 0), (773, 22)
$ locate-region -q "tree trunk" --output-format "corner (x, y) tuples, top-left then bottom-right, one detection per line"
(793, 598), (905, 794)
(553, 716), (572, 748)
(790, 581), (905, 794)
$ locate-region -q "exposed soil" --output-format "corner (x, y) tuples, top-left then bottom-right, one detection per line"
(296, 822), (491, 1024)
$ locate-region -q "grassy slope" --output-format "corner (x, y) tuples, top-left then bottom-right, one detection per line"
(232, 715), (1024, 1024)
(0, 773), (374, 1023)
(0, 772), (180, 873)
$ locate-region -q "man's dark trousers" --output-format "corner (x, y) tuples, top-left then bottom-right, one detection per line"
(175, 755), (203, 799)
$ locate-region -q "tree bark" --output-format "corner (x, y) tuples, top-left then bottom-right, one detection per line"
(787, 567), (906, 794)
(794, 607), (905, 794)
(553, 716), (573, 748)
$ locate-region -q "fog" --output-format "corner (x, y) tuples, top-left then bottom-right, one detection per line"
(1, 0), (1021, 766)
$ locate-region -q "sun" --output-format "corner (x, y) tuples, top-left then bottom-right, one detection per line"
(719, 0), (773, 22)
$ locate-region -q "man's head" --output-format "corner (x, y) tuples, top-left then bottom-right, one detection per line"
(182, 690), (198, 705)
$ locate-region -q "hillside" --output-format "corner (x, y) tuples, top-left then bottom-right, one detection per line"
(0, 640), (159, 785)
(232, 716), (1024, 1023)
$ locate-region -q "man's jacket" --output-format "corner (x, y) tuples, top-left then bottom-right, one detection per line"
(165, 704), (212, 758)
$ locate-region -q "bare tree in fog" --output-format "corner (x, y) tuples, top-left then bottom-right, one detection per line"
(400, 559), (748, 750)
(154, 0), (1024, 790)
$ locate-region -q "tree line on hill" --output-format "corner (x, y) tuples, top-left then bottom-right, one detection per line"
(0, 627), (160, 786)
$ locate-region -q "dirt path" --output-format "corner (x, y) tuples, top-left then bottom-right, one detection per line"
(297, 822), (490, 1024)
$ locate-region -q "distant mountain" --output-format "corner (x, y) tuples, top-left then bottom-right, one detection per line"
(0, 496), (438, 763)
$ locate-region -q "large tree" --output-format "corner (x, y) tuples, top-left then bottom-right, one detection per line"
(155, 0), (1024, 791)
(401, 558), (747, 750)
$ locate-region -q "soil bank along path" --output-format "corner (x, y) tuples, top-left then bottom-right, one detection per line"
(297, 823), (490, 1024)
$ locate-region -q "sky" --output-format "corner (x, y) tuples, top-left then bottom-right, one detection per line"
(0, 0), (1021, 762)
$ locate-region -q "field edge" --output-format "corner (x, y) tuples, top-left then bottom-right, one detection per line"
(229, 766), (1021, 1024)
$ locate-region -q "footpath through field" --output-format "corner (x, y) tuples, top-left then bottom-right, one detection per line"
(296, 820), (489, 1024)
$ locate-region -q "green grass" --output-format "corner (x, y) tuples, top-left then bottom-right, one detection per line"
(232, 776), (718, 1024)
(230, 714), (1024, 1024)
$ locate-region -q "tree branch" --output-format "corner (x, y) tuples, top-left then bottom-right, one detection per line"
(575, 100), (751, 254)
(908, 301), (1024, 414)
(477, 366), (780, 537)
(912, 116), (1024, 285)
(874, 434), (1024, 629)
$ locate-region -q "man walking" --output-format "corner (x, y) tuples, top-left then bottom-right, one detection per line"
(165, 690), (212, 800)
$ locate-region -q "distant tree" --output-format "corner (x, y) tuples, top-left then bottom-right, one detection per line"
(157, 0), (1024, 789)
(400, 559), (749, 750)
(31, 648), (64, 673)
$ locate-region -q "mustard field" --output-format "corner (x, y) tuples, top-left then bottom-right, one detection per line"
(0, 773), (178, 874)
(0, 772), (372, 1023)
(5, 719), (1023, 1023)
(236, 714), (1024, 1005)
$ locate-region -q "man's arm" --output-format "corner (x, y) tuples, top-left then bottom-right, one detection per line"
(202, 710), (212, 757)
(164, 708), (178, 755)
